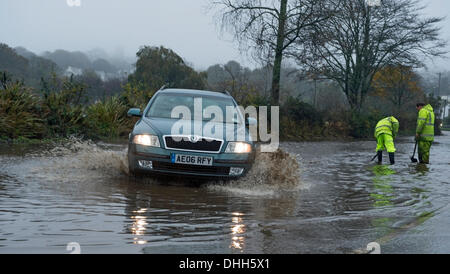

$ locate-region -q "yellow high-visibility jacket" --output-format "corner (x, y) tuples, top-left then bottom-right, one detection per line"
(416, 104), (435, 142)
(375, 116), (399, 138)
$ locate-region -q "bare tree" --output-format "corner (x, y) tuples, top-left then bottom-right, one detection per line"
(297, 0), (447, 113)
(213, 0), (334, 105)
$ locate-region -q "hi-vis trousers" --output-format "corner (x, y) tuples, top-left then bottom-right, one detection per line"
(376, 134), (396, 153)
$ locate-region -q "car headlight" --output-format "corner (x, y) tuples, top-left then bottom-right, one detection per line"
(133, 134), (160, 147)
(225, 142), (252, 153)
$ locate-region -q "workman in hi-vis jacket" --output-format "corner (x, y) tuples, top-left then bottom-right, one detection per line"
(375, 116), (399, 165)
(415, 103), (435, 164)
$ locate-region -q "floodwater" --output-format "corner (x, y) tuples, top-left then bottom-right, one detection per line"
(0, 135), (449, 254)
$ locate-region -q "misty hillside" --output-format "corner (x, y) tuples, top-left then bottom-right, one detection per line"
(1, 43), (129, 101)
(42, 49), (92, 71)
(41, 48), (133, 80)
(0, 43), (134, 88)
(0, 43), (60, 88)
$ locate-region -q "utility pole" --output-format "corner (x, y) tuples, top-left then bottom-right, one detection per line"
(310, 75), (328, 109)
(437, 72), (442, 119)
(433, 72), (441, 98)
(314, 78), (317, 108)
(444, 97), (447, 121)
(438, 72), (441, 97)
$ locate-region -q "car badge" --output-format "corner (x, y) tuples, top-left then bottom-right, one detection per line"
(190, 135), (200, 143)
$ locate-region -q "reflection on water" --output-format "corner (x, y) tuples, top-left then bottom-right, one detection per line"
(0, 135), (450, 253)
(369, 165), (396, 244)
(131, 208), (148, 245)
(230, 212), (245, 251)
(371, 165), (396, 207)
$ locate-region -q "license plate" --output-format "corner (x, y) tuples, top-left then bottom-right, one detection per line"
(171, 154), (213, 166)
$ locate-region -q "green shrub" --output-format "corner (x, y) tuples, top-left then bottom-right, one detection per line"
(281, 97), (324, 125)
(0, 81), (46, 139)
(347, 111), (383, 139)
(279, 97), (325, 140)
(42, 76), (87, 137)
(395, 112), (418, 136)
(85, 96), (132, 139)
(120, 80), (155, 110)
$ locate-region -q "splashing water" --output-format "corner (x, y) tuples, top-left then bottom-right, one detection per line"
(207, 148), (303, 197)
(23, 137), (130, 184)
(19, 138), (303, 196)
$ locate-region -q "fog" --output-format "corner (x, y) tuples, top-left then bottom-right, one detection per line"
(0, 0), (449, 71)
(0, 0), (245, 70)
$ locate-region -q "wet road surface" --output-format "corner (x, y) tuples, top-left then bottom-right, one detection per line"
(0, 135), (449, 254)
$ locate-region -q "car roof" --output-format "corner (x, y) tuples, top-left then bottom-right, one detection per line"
(157, 88), (232, 99)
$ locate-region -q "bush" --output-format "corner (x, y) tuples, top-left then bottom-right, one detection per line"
(120, 80), (154, 110)
(279, 97), (325, 140)
(42, 76), (87, 137)
(347, 111), (383, 139)
(85, 96), (132, 139)
(0, 81), (46, 139)
(1, 72), (135, 141)
(281, 96), (324, 125)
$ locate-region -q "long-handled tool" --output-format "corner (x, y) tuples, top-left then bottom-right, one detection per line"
(371, 153), (379, 162)
(411, 141), (418, 163)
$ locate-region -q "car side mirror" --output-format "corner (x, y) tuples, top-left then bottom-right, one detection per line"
(246, 117), (257, 126)
(127, 108), (142, 117)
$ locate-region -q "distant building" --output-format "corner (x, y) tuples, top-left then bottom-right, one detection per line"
(64, 66), (83, 77)
(63, 66), (133, 81)
(366, 0), (381, 7)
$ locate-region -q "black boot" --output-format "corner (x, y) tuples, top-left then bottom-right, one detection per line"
(389, 152), (395, 165)
(377, 151), (382, 164)
(418, 153), (424, 164)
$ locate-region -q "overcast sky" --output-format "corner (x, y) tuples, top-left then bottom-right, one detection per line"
(0, 0), (449, 71)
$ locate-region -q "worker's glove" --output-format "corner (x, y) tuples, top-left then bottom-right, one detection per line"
(415, 134), (420, 141)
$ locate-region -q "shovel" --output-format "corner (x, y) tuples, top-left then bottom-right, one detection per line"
(411, 141), (418, 163)
(370, 153), (379, 162)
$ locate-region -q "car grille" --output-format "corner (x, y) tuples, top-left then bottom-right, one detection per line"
(164, 136), (223, 153)
(152, 161), (230, 175)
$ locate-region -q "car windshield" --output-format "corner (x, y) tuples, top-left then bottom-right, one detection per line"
(146, 93), (242, 124)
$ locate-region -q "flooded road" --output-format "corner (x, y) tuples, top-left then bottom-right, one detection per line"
(0, 135), (449, 254)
